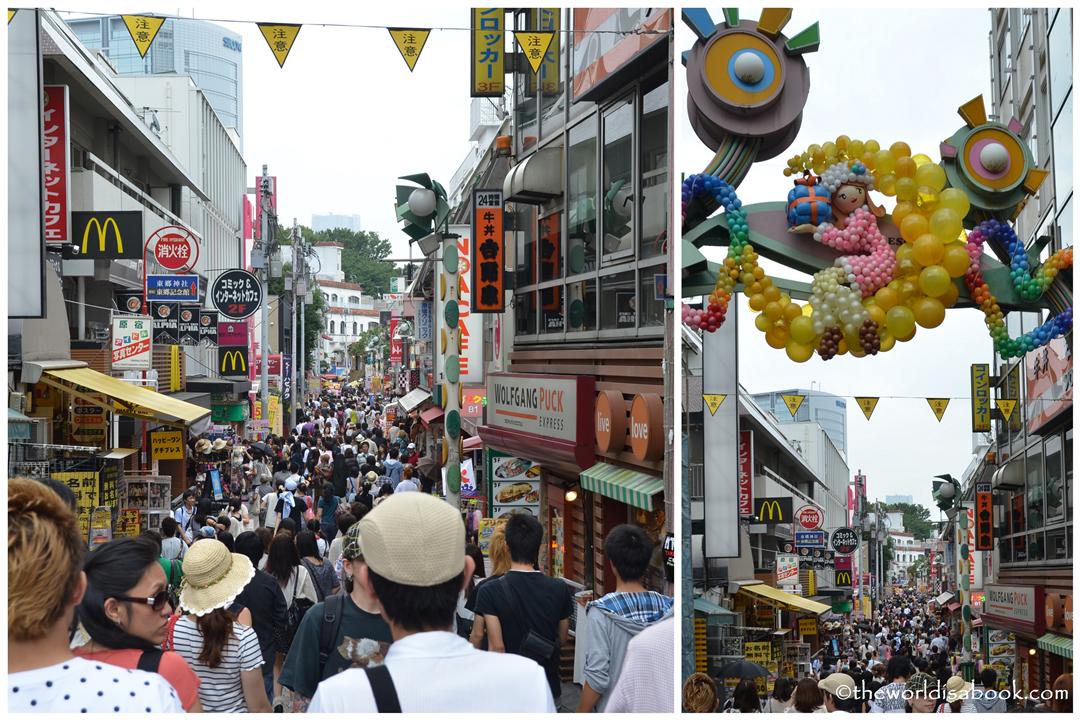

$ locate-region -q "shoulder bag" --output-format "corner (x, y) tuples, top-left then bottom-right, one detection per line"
(284, 569), (314, 648)
(498, 574), (557, 664)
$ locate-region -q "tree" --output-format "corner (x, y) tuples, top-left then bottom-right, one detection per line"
(268, 262), (325, 375)
(883, 502), (935, 541)
(298, 226), (398, 296)
(348, 325), (388, 372)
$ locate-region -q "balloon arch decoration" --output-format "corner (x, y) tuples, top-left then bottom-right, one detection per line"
(681, 8), (1072, 363)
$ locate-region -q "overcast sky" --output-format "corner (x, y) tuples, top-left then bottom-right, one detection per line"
(678, 7), (997, 513)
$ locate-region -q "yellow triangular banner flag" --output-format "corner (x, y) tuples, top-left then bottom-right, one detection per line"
(9, 9), (16, 23)
(781, 394), (806, 418)
(388, 28), (430, 72)
(514, 31), (555, 74)
(996, 399), (1017, 424)
(927, 398), (950, 422)
(703, 394), (726, 416)
(258, 23), (302, 68)
(122, 15), (166, 58)
(855, 397), (879, 421)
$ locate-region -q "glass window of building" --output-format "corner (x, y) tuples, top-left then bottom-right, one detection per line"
(353, 322), (358, 335)
(567, 117), (598, 277)
(515, 289), (537, 336)
(600, 270), (636, 330)
(601, 97), (635, 263)
(1048, 10), (1072, 115)
(538, 212), (562, 282)
(1052, 91), (1072, 211)
(1056, 195), (1072, 249)
(1066, 428), (1073, 515)
(638, 268), (665, 328)
(1025, 442), (1044, 530)
(639, 77), (669, 260)
(329, 320), (335, 334)
(1046, 527), (1068, 561)
(539, 284), (565, 334)
(514, 205), (537, 289)
(566, 277), (596, 332)
(1044, 433), (1064, 522)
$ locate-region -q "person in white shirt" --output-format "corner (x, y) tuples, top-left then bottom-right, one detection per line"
(308, 493), (555, 713)
(174, 490), (199, 546)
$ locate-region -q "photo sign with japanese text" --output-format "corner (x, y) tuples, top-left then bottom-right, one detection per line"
(471, 189), (505, 313)
(212, 268), (262, 320)
(178, 305), (201, 346)
(199, 311), (218, 345)
(152, 302), (179, 344)
(830, 527), (860, 555)
(147, 274), (199, 302)
(111, 315), (152, 370)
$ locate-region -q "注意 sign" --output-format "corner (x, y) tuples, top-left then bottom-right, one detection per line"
(471, 189), (505, 313)
(43, 85), (71, 244)
(211, 269), (262, 320)
(148, 225), (199, 272)
(111, 315), (153, 370)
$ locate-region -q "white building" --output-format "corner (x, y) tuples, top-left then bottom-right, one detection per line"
(311, 213), (362, 233)
(311, 242), (381, 369)
(885, 495), (913, 505)
(888, 531), (926, 584)
(311, 242), (345, 282)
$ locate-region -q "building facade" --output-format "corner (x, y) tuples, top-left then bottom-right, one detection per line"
(66, 15), (244, 140)
(750, 389), (849, 457)
(311, 213), (362, 233)
(311, 243), (382, 371)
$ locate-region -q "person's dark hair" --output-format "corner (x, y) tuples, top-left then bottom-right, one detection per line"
(377, 484), (393, 498)
(183, 489), (197, 501)
(278, 518), (297, 536)
(78, 536), (163, 651)
(295, 530), (320, 559)
(195, 607), (236, 668)
(733, 678), (760, 713)
(234, 531), (263, 567)
(604, 523), (653, 582)
(140, 529), (163, 553)
(229, 496), (242, 510)
(194, 498), (214, 524)
(886, 656), (913, 682)
(366, 567), (464, 632)
(289, 462), (299, 473)
(464, 543), (485, 596)
(305, 518), (321, 535)
(216, 530), (235, 552)
(255, 526), (273, 553)
(39, 478), (78, 511)
(336, 512), (357, 535)
(389, 448), (399, 460)
(772, 677), (796, 702)
(792, 678), (823, 713)
(160, 516), (179, 538)
(266, 532), (300, 584)
(979, 668), (997, 689)
(503, 512), (544, 565)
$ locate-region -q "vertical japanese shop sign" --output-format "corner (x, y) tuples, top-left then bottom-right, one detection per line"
(471, 8), (505, 97)
(970, 363), (990, 432)
(530, 9), (560, 95)
(111, 315), (153, 370)
(152, 302), (180, 344)
(449, 226), (484, 384)
(738, 430), (753, 517)
(471, 189), (505, 313)
(43, 85), (71, 244)
(975, 482), (993, 551)
(55, 471), (100, 541)
(389, 319), (402, 363)
(200, 311), (219, 346)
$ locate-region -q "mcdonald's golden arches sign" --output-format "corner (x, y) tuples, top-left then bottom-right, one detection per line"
(753, 497), (793, 523)
(70, 211), (143, 259)
(219, 346), (250, 378)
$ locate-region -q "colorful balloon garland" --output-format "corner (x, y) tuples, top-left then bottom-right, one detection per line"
(683, 137), (1073, 362)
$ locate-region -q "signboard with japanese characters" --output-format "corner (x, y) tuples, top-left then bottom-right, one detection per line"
(200, 311), (219, 346)
(54, 471), (100, 540)
(71, 395), (107, 446)
(211, 268), (262, 320)
(111, 315), (153, 370)
(147, 275), (199, 302)
(72, 211), (143, 260)
(471, 191), (505, 314)
(178, 305), (201, 346)
(776, 553), (800, 584)
(471, 8), (505, 97)
(738, 430), (753, 517)
(152, 302), (180, 344)
(148, 225), (199, 272)
(417, 301), (433, 341)
(150, 430), (184, 461)
(43, 85), (71, 244)
(218, 319), (249, 347)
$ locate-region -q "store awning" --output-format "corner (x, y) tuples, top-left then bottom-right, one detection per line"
(736, 583), (832, 616)
(947, 602), (962, 612)
(398, 387), (432, 414)
(694, 597), (736, 617)
(1037, 633), (1072, 659)
(580, 461), (663, 512)
(463, 435), (483, 452)
(935, 592), (955, 606)
(420, 406), (445, 427)
(40, 367), (210, 427)
(100, 448), (137, 460)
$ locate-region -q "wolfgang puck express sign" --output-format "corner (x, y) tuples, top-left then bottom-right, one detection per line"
(487, 373), (593, 444)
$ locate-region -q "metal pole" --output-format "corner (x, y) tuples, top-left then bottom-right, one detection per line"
(290, 218), (298, 432)
(443, 225), (460, 510)
(259, 165), (270, 437)
(299, 251), (306, 407)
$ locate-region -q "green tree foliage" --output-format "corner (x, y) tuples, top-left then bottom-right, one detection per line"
(268, 262), (325, 374)
(348, 325), (388, 370)
(298, 226), (397, 295)
(882, 502), (935, 541)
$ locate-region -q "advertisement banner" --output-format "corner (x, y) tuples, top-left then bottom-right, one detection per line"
(776, 554), (800, 584)
(970, 363), (991, 432)
(71, 394), (107, 446)
(111, 315), (153, 370)
(389, 319), (402, 363)
(178, 304), (201, 346)
(445, 457), (478, 498)
(282, 355), (292, 404)
(571, 9), (671, 101)
(117, 508), (142, 538)
(738, 430), (753, 517)
(462, 386), (486, 418)
(753, 497), (793, 524)
(152, 302), (180, 344)
(703, 317), (739, 557)
(54, 471), (100, 540)
(1025, 338), (1072, 433)
(89, 507), (113, 547)
(471, 189), (505, 313)
(976, 482), (993, 551)
(471, 8), (505, 97)
(218, 319), (249, 347)
(440, 225), (484, 384)
(219, 346), (250, 378)
(795, 530), (827, 548)
(798, 618), (818, 636)
(147, 274), (200, 302)
(150, 430), (184, 460)
(199, 311), (219, 345)
(211, 268), (262, 320)
(72, 211), (143, 260)
(43, 85), (71, 244)
(417, 301), (433, 341)
(486, 373), (583, 443)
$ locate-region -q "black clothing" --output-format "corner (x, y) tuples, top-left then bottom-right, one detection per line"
(235, 568), (289, 665)
(275, 495), (307, 528)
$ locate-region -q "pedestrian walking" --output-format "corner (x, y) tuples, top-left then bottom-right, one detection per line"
(233, 531), (289, 704)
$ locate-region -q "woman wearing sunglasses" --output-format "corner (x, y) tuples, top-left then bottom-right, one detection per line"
(74, 536), (203, 712)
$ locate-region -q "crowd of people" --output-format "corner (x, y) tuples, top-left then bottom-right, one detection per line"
(8, 386), (675, 713)
(683, 591), (1072, 713)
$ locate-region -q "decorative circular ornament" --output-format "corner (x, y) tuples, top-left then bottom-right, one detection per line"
(703, 30), (784, 110)
(445, 355), (460, 383)
(962, 605), (972, 622)
(959, 127), (1027, 192)
(733, 51), (766, 84)
(439, 273), (447, 300)
(443, 244), (459, 274)
(569, 299), (585, 328)
(439, 328), (447, 354)
(444, 300), (459, 328)
(569, 244), (586, 274)
(979, 141), (1010, 173)
(446, 463), (461, 493)
(445, 409), (461, 440)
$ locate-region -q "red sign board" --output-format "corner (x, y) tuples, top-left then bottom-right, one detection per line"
(462, 386), (486, 418)
(738, 430), (753, 517)
(834, 555), (852, 572)
(255, 354), (283, 376)
(471, 189), (505, 313)
(797, 505), (823, 530)
(389, 319), (402, 363)
(218, 319), (249, 347)
(43, 85), (71, 244)
(149, 225), (199, 272)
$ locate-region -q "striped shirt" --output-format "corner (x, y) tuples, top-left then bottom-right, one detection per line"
(592, 591), (673, 624)
(171, 616), (263, 713)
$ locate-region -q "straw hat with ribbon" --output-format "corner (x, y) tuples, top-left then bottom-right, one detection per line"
(194, 438), (212, 455)
(943, 675), (973, 703)
(212, 438), (228, 452)
(178, 539), (255, 616)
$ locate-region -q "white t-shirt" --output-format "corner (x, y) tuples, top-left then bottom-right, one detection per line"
(8, 657), (183, 713)
(171, 616), (263, 713)
(280, 565), (318, 608)
(262, 492), (279, 529)
(161, 536), (185, 560)
(309, 631), (554, 713)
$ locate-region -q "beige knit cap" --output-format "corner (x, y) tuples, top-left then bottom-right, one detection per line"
(178, 539), (255, 616)
(359, 493), (464, 586)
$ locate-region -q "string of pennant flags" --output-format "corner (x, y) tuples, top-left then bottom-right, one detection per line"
(701, 393), (1026, 423)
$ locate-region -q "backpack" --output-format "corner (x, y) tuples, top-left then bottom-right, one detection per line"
(316, 593), (346, 681)
(161, 558), (183, 611)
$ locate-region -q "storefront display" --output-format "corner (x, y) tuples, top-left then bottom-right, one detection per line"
(118, 476), (171, 532)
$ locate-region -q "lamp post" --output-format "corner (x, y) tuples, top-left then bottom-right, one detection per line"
(933, 473), (973, 681)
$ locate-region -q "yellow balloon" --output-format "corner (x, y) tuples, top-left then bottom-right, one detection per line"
(764, 286), (781, 303)
(822, 141), (837, 157)
(802, 303), (814, 316)
(849, 342), (866, 358)
(942, 244), (972, 278)
(789, 315), (817, 345)
(860, 152), (876, 171)
(895, 177), (919, 202)
(875, 286), (899, 311)
(912, 296), (946, 328)
(897, 325), (917, 342)
(755, 313), (772, 332)
(900, 212), (930, 243)
(749, 293), (767, 311)
(912, 234), (945, 266)
(914, 162), (947, 193)
(896, 255), (921, 277)
(918, 265), (953, 297)
(837, 338), (848, 355)
(848, 139), (865, 158)
(879, 174), (897, 196)
(912, 153), (932, 167)
(865, 139), (881, 154)
(889, 141), (911, 159)
(929, 207), (962, 243)
(836, 135), (850, 151)
(891, 201), (915, 226)
(885, 305), (916, 337)
(865, 302), (886, 327)
(875, 150), (896, 175)
(783, 302), (802, 322)
(785, 340), (815, 363)
(879, 331), (897, 352)
(895, 244), (915, 262)
(765, 326), (790, 349)
(764, 301), (783, 321)
(939, 278), (960, 307)
(938, 187), (971, 218)
(894, 156), (917, 178)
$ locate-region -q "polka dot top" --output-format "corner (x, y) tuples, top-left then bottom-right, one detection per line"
(8, 657), (183, 713)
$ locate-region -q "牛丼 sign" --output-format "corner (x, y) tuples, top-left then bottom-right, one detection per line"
(150, 430), (184, 460)
(212, 269), (262, 320)
(975, 482), (993, 551)
(471, 189), (505, 313)
(111, 315), (152, 370)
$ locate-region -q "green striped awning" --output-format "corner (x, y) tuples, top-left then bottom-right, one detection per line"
(1037, 633), (1073, 659)
(580, 462), (663, 511)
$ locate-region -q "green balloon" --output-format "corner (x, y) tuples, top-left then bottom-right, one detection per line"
(960, 545), (969, 560)
(446, 409), (461, 440)
(443, 243), (458, 274)
(446, 355), (460, 383)
(444, 300), (459, 328)
(447, 463), (461, 493)
(960, 575), (969, 590)
(963, 634), (971, 651)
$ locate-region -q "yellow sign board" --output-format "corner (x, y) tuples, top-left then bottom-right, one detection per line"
(388, 28), (431, 72)
(121, 15), (166, 58)
(703, 393), (726, 415)
(268, 394), (282, 436)
(996, 398), (1017, 424)
(9, 9), (17, 23)
(54, 471), (99, 539)
(514, 31), (555, 75)
(258, 23), (302, 68)
(117, 508), (142, 538)
(855, 396), (879, 420)
(927, 398), (950, 422)
(798, 618), (818, 635)
(150, 430), (184, 460)
(781, 394), (806, 418)
(745, 641), (771, 664)
(531, 9), (560, 95)
(970, 363), (991, 432)
(806, 569), (816, 596)
(471, 8), (505, 97)
(169, 345), (181, 392)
